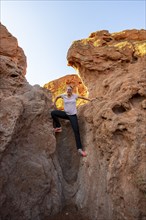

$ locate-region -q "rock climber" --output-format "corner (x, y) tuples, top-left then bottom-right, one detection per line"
(51, 85), (93, 157)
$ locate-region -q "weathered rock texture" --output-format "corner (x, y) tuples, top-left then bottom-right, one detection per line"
(0, 23), (77, 220)
(67, 29), (146, 220)
(44, 74), (88, 110)
(0, 22), (146, 220)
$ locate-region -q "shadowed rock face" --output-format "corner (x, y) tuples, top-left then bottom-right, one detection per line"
(0, 23), (146, 220)
(0, 23), (76, 220)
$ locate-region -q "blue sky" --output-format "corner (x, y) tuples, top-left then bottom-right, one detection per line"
(1, 0), (146, 86)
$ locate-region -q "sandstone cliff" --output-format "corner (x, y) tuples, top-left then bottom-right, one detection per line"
(0, 23), (146, 220)
(0, 23), (62, 220)
(67, 29), (146, 220)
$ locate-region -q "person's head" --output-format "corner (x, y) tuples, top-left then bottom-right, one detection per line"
(66, 86), (73, 96)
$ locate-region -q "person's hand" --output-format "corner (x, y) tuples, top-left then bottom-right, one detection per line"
(90, 98), (96, 102)
(51, 103), (57, 109)
(54, 105), (57, 110)
(51, 103), (54, 107)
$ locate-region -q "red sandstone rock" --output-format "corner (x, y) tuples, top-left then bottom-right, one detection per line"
(0, 23), (27, 75)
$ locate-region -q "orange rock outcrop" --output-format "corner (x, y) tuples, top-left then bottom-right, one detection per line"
(0, 22), (27, 75)
(44, 74), (88, 109)
(67, 29), (146, 98)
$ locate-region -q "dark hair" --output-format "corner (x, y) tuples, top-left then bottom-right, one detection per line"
(67, 85), (73, 89)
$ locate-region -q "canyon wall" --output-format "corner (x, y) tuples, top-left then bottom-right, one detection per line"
(67, 29), (146, 220)
(0, 23), (67, 220)
(0, 22), (146, 220)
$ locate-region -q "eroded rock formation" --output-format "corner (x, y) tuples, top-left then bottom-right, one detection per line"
(0, 23), (68, 220)
(67, 29), (146, 98)
(0, 22), (146, 220)
(67, 29), (146, 220)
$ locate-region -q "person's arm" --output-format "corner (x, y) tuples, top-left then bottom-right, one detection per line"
(53, 95), (62, 109)
(78, 95), (93, 101)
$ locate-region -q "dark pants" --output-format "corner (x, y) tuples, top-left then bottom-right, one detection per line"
(51, 110), (82, 150)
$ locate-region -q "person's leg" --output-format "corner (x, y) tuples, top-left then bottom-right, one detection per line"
(69, 115), (87, 156)
(68, 115), (83, 150)
(51, 110), (69, 128)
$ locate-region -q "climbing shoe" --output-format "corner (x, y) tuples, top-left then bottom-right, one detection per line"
(78, 149), (87, 157)
(53, 127), (62, 133)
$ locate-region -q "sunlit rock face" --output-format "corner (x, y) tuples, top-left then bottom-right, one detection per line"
(67, 29), (146, 98)
(0, 22), (27, 76)
(44, 74), (88, 109)
(67, 29), (146, 220)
